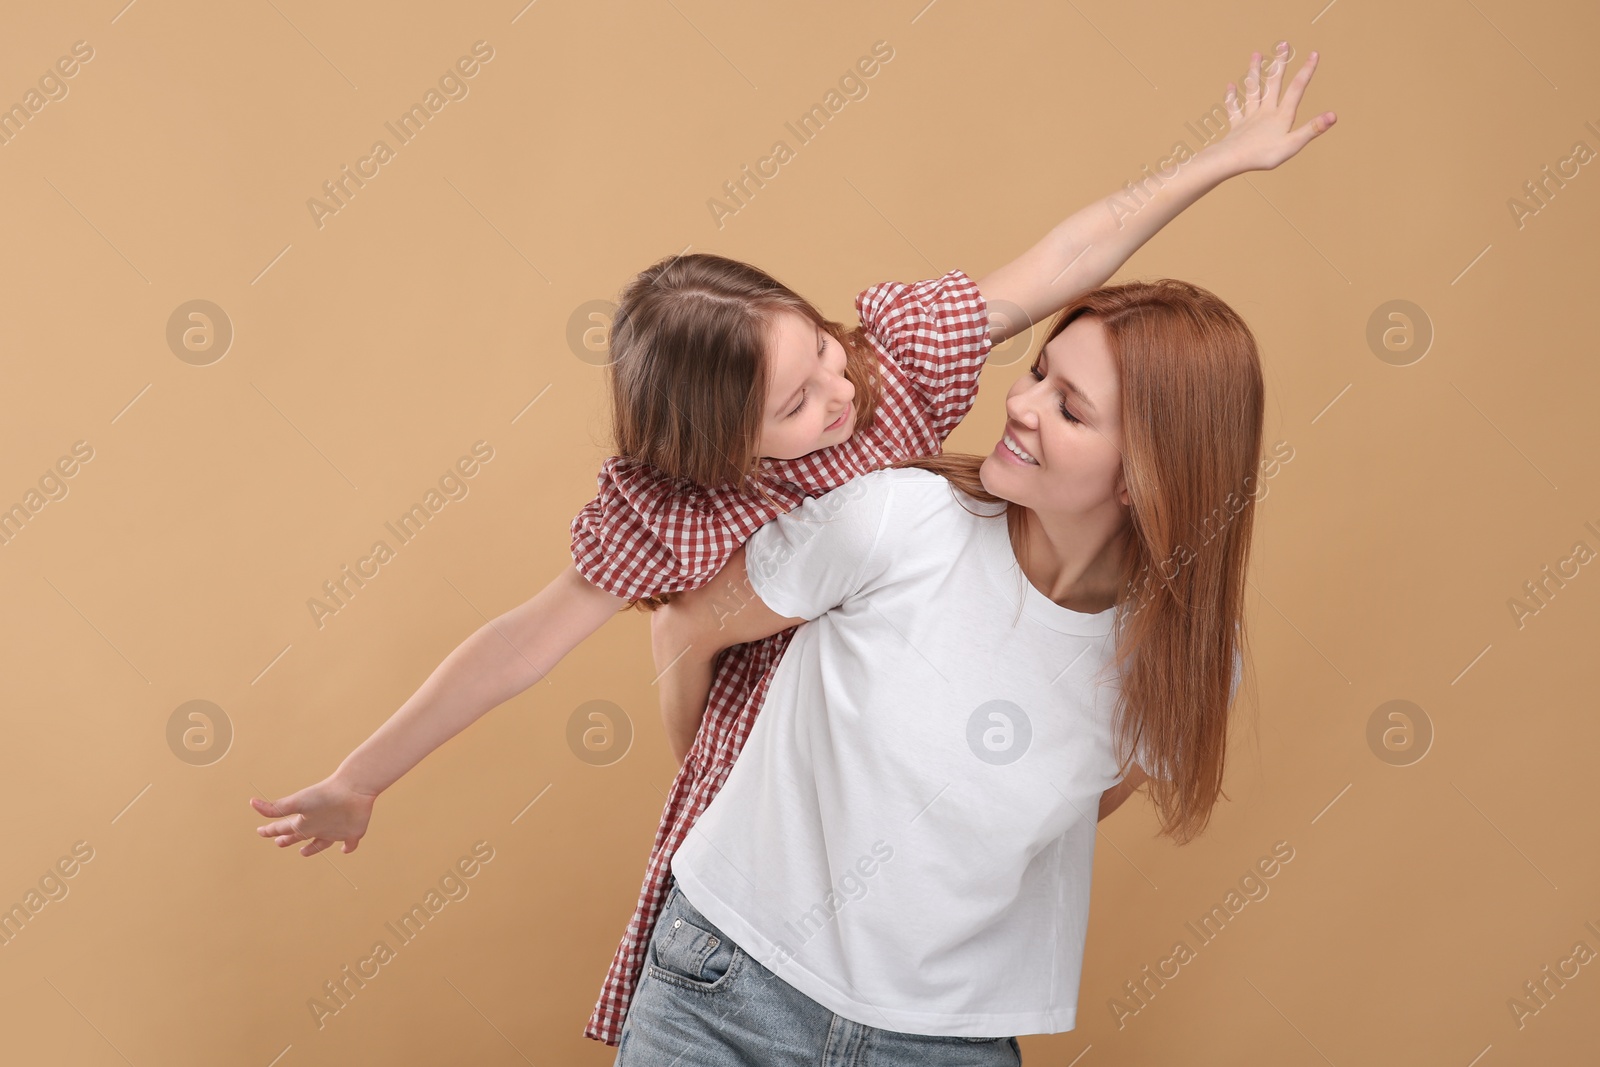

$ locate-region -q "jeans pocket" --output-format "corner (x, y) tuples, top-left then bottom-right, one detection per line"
(648, 895), (740, 993)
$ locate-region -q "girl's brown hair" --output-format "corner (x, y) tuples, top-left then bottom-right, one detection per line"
(607, 252), (882, 493)
(894, 278), (1262, 845)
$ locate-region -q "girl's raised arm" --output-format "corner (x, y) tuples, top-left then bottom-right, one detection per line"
(976, 41), (1335, 344)
(250, 564), (626, 856)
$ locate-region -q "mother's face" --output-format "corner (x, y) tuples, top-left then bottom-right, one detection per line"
(978, 314), (1129, 516)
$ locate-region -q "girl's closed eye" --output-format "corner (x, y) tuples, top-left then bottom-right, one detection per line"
(1029, 359), (1081, 424)
(788, 331), (830, 418)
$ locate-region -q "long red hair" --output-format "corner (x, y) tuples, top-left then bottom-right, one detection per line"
(895, 278), (1262, 845)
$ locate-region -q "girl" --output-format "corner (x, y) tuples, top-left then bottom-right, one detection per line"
(249, 40), (1332, 1051)
(623, 275), (1261, 1064)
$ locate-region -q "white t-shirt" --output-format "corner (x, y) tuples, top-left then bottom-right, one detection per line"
(670, 466), (1131, 1037)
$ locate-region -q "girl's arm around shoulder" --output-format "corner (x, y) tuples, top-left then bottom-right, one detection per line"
(650, 470), (924, 760)
(651, 545), (807, 762)
(651, 469), (908, 761)
(657, 544), (808, 657)
(659, 466), (919, 659)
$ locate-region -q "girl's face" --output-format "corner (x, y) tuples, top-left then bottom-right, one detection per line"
(980, 315), (1130, 515)
(756, 309), (857, 461)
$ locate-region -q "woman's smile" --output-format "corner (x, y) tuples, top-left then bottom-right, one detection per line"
(997, 428), (1039, 465)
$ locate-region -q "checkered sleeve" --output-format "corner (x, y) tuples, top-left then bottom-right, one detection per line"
(854, 268), (993, 442)
(569, 457), (744, 602)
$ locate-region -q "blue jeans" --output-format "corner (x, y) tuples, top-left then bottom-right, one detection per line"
(615, 882), (1023, 1066)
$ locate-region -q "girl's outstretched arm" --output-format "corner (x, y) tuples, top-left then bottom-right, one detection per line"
(250, 564), (626, 856)
(651, 545), (806, 762)
(976, 40), (1336, 344)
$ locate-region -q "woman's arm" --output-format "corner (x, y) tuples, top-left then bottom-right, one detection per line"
(976, 42), (1335, 344)
(651, 544), (807, 762)
(1098, 764), (1151, 821)
(252, 564), (627, 855)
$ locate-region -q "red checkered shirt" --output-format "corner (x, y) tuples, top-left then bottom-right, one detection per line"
(571, 269), (993, 1046)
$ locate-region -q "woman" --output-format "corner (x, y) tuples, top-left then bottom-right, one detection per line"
(618, 278), (1260, 1065)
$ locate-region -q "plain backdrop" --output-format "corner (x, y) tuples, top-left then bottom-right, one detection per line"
(0, 1), (1596, 1064)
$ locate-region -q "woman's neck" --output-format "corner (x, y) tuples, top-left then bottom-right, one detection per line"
(1007, 504), (1129, 615)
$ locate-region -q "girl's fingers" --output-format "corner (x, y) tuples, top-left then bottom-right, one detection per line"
(1287, 112), (1336, 154)
(1264, 41), (1288, 102)
(1280, 51), (1319, 116)
(1225, 83), (1242, 124)
(270, 814), (310, 845)
(252, 795), (306, 828)
(1245, 51), (1262, 114)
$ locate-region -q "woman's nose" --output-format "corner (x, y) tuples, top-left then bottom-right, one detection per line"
(1006, 395), (1038, 427)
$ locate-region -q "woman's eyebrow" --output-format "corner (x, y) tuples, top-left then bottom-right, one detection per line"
(1040, 354), (1099, 415)
(1063, 378), (1098, 415)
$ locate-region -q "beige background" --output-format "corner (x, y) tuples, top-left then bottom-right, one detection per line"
(1, 0), (1596, 1063)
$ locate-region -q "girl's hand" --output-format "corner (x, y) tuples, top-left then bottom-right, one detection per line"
(250, 774), (378, 857)
(1212, 41), (1336, 174)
